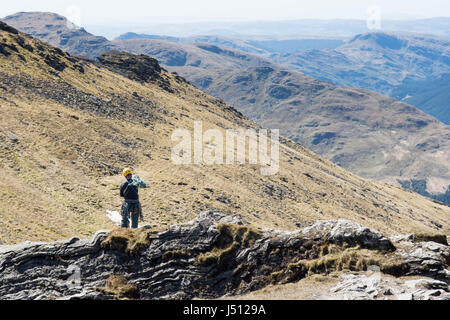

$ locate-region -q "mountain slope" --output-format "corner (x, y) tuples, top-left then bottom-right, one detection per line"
(2, 12), (450, 205)
(0, 21), (449, 245)
(106, 39), (450, 202)
(180, 59), (450, 192)
(270, 32), (450, 124)
(391, 74), (450, 124)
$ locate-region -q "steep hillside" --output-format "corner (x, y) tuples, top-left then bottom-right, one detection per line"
(110, 40), (450, 203)
(1, 11), (110, 57)
(391, 74), (450, 124)
(2, 12), (449, 205)
(181, 61), (450, 196)
(270, 32), (450, 124)
(0, 21), (449, 246)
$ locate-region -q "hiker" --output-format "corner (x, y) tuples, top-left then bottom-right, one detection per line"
(120, 168), (144, 229)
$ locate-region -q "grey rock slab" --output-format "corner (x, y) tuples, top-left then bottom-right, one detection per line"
(0, 211), (448, 300)
(301, 219), (394, 250)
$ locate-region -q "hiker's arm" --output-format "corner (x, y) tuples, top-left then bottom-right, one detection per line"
(120, 182), (126, 198)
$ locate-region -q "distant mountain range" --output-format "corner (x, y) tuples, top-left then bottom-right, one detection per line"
(91, 17), (450, 38)
(117, 31), (450, 125)
(116, 32), (346, 54)
(269, 32), (450, 124)
(2, 12), (449, 205)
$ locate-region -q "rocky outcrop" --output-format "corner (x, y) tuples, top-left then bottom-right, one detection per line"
(301, 219), (394, 251)
(0, 67), (166, 140)
(0, 21), (19, 34)
(393, 237), (450, 279)
(330, 273), (450, 300)
(0, 211), (448, 300)
(97, 51), (173, 92)
(98, 51), (161, 82)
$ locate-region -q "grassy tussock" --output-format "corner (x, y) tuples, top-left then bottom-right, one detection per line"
(413, 233), (448, 245)
(270, 245), (409, 283)
(101, 228), (152, 255)
(97, 274), (140, 299)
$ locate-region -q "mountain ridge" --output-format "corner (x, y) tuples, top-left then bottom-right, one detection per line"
(89, 17), (450, 38)
(270, 31), (450, 124)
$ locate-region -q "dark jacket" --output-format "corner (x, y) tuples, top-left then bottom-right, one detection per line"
(120, 179), (139, 202)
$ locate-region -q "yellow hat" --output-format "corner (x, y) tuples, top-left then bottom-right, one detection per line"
(122, 168), (132, 177)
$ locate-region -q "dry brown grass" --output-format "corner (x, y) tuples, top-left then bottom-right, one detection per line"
(412, 232), (448, 245)
(96, 274), (140, 299)
(268, 245), (408, 285)
(101, 227), (154, 255)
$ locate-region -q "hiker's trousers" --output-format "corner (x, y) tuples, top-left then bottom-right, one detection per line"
(121, 201), (141, 229)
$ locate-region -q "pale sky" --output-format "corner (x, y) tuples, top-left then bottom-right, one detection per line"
(1, 0), (449, 26)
